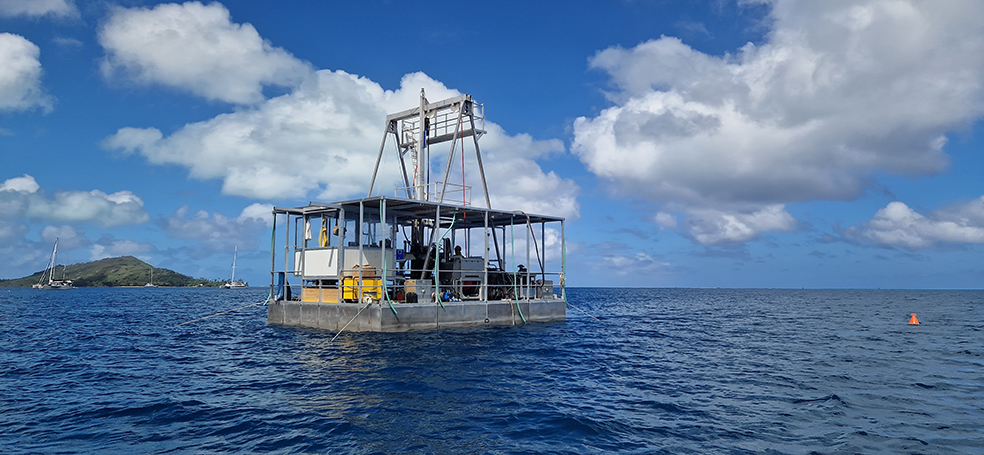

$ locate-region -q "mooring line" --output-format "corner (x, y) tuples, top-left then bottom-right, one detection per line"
(176, 300), (267, 327)
(566, 301), (601, 322)
(330, 302), (373, 343)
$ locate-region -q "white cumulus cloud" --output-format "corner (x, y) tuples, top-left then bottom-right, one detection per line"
(105, 69), (392, 200)
(0, 0), (77, 18)
(98, 1), (311, 104)
(572, 0), (984, 245)
(103, 70), (579, 219)
(685, 204), (796, 245)
(0, 33), (53, 112)
(845, 198), (984, 250)
(0, 174), (40, 193)
(0, 174), (150, 226)
(100, 127), (163, 154)
(238, 202), (274, 224)
(26, 190), (150, 227)
(98, 3), (578, 220)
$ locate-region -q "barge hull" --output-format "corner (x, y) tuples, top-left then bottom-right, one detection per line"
(267, 299), (566, 332)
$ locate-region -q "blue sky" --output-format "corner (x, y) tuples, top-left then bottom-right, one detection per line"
(3, 0), (984, 288)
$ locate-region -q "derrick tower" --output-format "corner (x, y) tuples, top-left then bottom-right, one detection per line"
(368, 89), (490, 208)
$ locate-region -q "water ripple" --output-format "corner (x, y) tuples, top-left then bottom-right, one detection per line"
(1, 287), (983, 453)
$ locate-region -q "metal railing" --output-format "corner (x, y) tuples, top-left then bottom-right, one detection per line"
(396, 181), (471, 205)
(280, 267), (563, 304)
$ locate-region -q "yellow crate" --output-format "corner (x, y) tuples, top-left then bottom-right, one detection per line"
(342, 277), (382, 301)
(301, 287), (339, 303)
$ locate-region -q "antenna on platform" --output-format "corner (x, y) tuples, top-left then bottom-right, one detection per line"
(367, 89), (491, 208)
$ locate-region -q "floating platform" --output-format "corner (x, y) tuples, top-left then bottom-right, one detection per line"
(268, 298), (566, 332)
(265, 90), (567, 332)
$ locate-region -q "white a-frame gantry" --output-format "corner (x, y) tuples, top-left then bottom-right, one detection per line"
(367, 89), (491, 208)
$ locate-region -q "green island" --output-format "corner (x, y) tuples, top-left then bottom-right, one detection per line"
(0, 256), (225, 287)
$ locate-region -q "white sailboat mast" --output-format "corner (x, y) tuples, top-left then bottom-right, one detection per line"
(49, 238), (58, 285)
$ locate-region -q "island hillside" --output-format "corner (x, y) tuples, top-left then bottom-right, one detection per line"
(0, 256), (225, 287)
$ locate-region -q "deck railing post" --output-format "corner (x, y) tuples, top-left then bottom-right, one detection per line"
(358, 201), (364, 302)
(541, 222), (546, 294)
(434, 204), (441, 302)
(526, 217), (531, 299)
(381, 197), (387, 305)
(338, 207), (345, 298)
(283, 212), (290, 292)
(561, 220), (566, 301)
(484, 210), (489, 301)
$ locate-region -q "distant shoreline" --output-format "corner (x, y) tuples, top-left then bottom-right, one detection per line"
(1, 285), (232, 289)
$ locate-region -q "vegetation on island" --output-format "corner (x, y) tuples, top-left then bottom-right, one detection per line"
(0, 256), (226, 287)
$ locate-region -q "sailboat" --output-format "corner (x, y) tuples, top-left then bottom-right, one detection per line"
(144, 267), (158, 287)
(222, 246), (248, 289)
(33, 238), (76, 290)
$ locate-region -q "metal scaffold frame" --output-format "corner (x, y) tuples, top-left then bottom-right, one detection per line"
(270, 196), (564, 306)
(368, 89), (490, 208)
(266, 89), (568, 332)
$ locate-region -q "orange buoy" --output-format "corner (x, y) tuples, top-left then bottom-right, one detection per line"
(908, 313), (920, 325)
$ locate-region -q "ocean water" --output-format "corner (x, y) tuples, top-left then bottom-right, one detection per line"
(1, 287), (982, 454)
